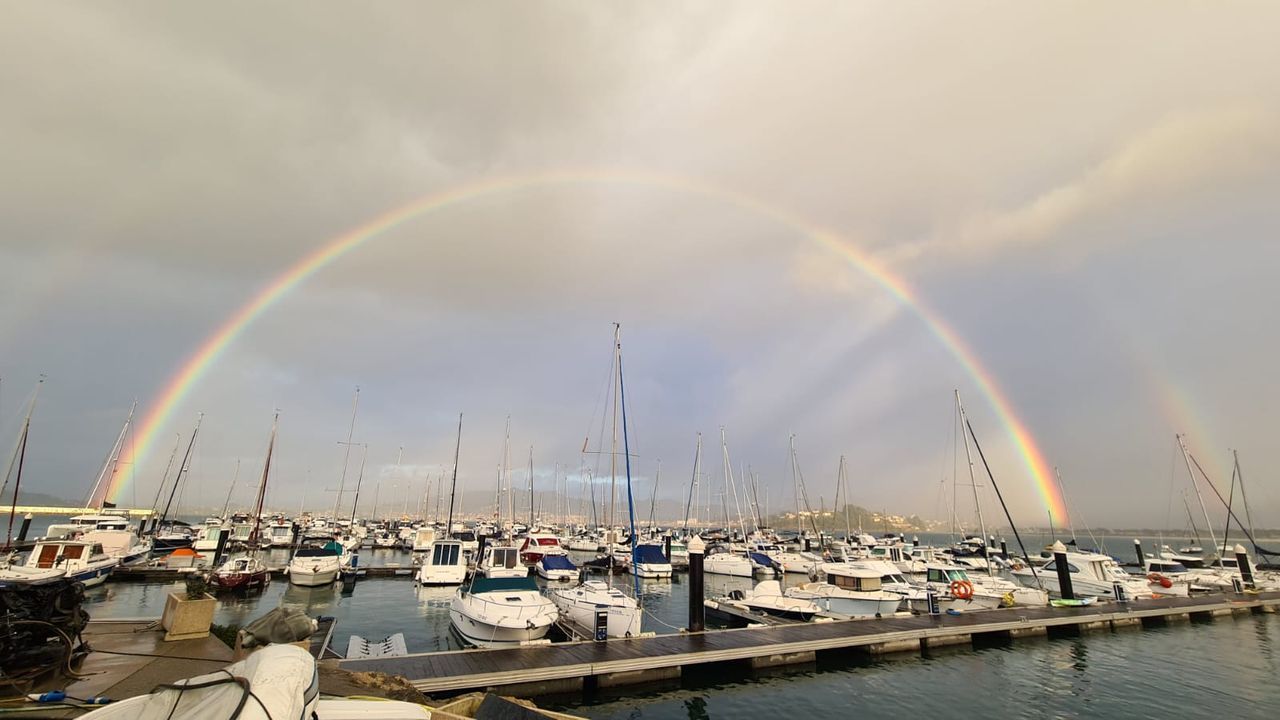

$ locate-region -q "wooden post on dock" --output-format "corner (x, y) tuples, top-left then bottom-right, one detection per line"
(688, 535), (705, 632)
(16, 514), (32, 544)
(1134, 539), (1145, 566)
(1235, 545), (1255, 590)
(1052, 540), (1074, 600)
(664, 534), (672, 561)
(213, 528), (230, 568)
(999, 539), (1008, 559)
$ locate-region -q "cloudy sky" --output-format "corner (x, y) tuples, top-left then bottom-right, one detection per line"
(2, 2), (1278, 530)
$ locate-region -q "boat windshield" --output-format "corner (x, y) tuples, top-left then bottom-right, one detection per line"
(432, 542), (461, 566)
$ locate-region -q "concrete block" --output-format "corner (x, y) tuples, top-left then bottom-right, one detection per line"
(750, 650), (816, 669)
(867, 638), (922, 655)
(922, 633), (971, 649)
(597, 666), (680, 688)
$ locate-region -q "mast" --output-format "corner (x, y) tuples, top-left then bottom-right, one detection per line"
(682, 434), (701, 533)
(332, 387), (360, 521)
(248, 412), (278, 546)
(838, 455), (851, 541)
(149, 434), (181, 520)
(609, 324), (620, 535)
(955, 390), (992, 578)
(790, 434), (801, 537)
(1054, 467), (1077, 544)
(1177, 434), (1220, 561)
(446, 413), (462, 531)
(347, 443), (368, 526)
(502, 417), (512, 538)
(647, 460), (661, 531)
(160, 413), (203, 526)
(220, 459), (241, 519)
(616, 325), (643, 600)
(1234, 451), (1260, 550)
(83, 400), (134, 510)
(3, 379), (42, 550)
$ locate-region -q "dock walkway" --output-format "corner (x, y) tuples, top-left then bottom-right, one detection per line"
(341, 591), (1280, 695)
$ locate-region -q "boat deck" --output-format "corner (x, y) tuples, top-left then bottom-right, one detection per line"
(341, 591), (1280, 696)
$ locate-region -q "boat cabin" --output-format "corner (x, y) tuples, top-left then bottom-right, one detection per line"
(825, 568), (884, 592)
(925, 566), (974, 584)
(488, 547), (520, 569)
(28, 540), (106, 568)
(429, 540), (463, 567)
(869, 544), (907, 563)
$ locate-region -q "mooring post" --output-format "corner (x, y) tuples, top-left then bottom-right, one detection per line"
(290, 524), (302, 549)
(688, 534), (705, 632)
(16, 514), (32, 544)
(1052, 540), (1074, 601)
(999, 540), (1008, 559)
(212, 528), (230, 568)
(988, 535), (996, 549)
(1235, 544), (1255, 590)
(664, 534), (672, 561)
(1134, 538), (1145, 567)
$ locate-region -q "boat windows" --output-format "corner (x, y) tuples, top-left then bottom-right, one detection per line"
(1042, 560), (1081, 573)
(432, 542), (461, 566)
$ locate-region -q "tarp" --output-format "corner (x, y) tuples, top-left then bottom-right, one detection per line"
(540, 555), (577, 571)
(634, 545), (669, 564)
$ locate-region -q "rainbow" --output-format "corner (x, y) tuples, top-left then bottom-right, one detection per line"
(110, 169), (1068, 522)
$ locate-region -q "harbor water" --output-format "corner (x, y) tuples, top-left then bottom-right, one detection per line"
(81, 536), (1280, 718)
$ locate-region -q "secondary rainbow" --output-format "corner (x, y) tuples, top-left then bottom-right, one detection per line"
(111, 168), (1068, 522)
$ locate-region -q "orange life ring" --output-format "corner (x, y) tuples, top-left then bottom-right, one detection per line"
(949, 579), (974, 600)
(1146, 573), (1173, 589)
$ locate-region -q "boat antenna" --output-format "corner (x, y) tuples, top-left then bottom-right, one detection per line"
(446, 413), (462, 531)
(616, 324), (643, 601)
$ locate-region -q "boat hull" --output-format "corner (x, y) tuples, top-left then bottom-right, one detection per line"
(212, 570), (270, 591)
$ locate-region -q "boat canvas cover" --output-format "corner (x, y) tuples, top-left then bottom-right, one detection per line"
(634, 545), (669, 564)
(470, 576), (540, 594)
(79, 644), (318, 719)
(748, 552), (775, 567)
(541, 555), (577, 570)
(294, 547), (339, 558)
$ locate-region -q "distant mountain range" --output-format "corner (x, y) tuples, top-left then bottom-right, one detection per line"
(0, 489), (79, 507)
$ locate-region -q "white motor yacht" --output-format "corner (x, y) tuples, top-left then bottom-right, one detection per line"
(449, 576), (557, 647)
(910, 564), (1007, 612)
(286, 545), (341, 587)
(704, 547), (755, 577)
(724, 580), (821, 622)
(786, 566), (902, 617)
(416, 539), (467, 586)
(24, 539), (119, 587)
(81, 523), (152, 565)
(547, 579), (641, 638)
(1011, 549), (1181, 599)
(478, 545), (527, 579)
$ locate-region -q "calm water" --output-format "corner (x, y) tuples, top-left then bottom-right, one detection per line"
(78, 532), (1280, 717)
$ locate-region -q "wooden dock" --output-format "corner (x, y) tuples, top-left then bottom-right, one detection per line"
(340, 591), (1280, 696)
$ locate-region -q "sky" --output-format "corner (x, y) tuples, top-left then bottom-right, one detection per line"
(2, 2), (1278, 530)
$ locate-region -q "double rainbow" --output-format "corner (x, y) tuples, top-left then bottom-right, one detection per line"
(109, 169), (1068, 522)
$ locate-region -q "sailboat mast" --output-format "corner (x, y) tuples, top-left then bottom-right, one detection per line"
(3, 385), (39, 550)
(249, 413), (278, 546)
(1177, 434), (1220, 560)
(527, 445), (535, 530)
(609, 324), (620, 536)
(83, 399), (133, 509)
(790, 434), (801, 537)
(682, 434), (701, 533)
(160, 413), (203, 525)
(502, 417), (512, 537)
(1234, 451), (1259, 549)
(347, 443), (368, 526)
(839, 456), (851, 540)
(1, 378), (42, 512)
(332, 387), (361, 521)
(616, 326), (643, 601)
(955, 390), (992, 577)
(220, 459), (241, 518)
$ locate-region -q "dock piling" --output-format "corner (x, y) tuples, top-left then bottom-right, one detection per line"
(1052, 541), (1074, 600)
(16, 514), (32, 544)
(688, 535), (705, 632)
(1134, 538), (1144, 566)
(1235, 545), (1254, 589)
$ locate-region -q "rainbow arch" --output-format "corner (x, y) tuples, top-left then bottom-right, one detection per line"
(108, 169), (1068, 522)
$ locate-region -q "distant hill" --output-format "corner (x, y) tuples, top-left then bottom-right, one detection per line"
(0, 488), (79, 507)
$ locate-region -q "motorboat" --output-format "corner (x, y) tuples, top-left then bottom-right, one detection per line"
(42, 513), (134, 540)
(416, 539), (467, 586)
(24, 539), (119, 587)
(286, 543), (341, 587)
(192, 518), (228, 551)
(210, 554), (271, 592)
(547, 579), (642, 638)
(478, 545), (527, 579)
(724, 580), (821, 622)
(449, 576), (557, 647)
(0, 553), (66, 585)
(411, 526), (437, 552)
(536, 553), (579, 582)
(263, 520), (294, 548)
(1012, 550), (1185, 599)
(80, 523), (152, 565)
(373, 532), (400, 548)
(626, 544), (673, 579)
(518, 533), (566, 564)
(704, 546), (755, 577)
(786, 566), (902, 617)
(909, 564), (1006, 612)
(566, 534), (602, 552)
(758, 544), (822, 575)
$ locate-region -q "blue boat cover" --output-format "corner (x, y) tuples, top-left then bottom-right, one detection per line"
(540, 555), (577, 570)
(748, 552), (774, 567)
(634, 545), (669, 564)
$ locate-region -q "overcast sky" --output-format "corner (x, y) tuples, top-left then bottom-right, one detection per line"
(2, 2), (1278, 530)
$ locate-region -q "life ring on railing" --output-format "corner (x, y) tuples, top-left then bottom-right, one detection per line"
(949, 580), (974, 600)
(1147, 573), (1173, 589)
